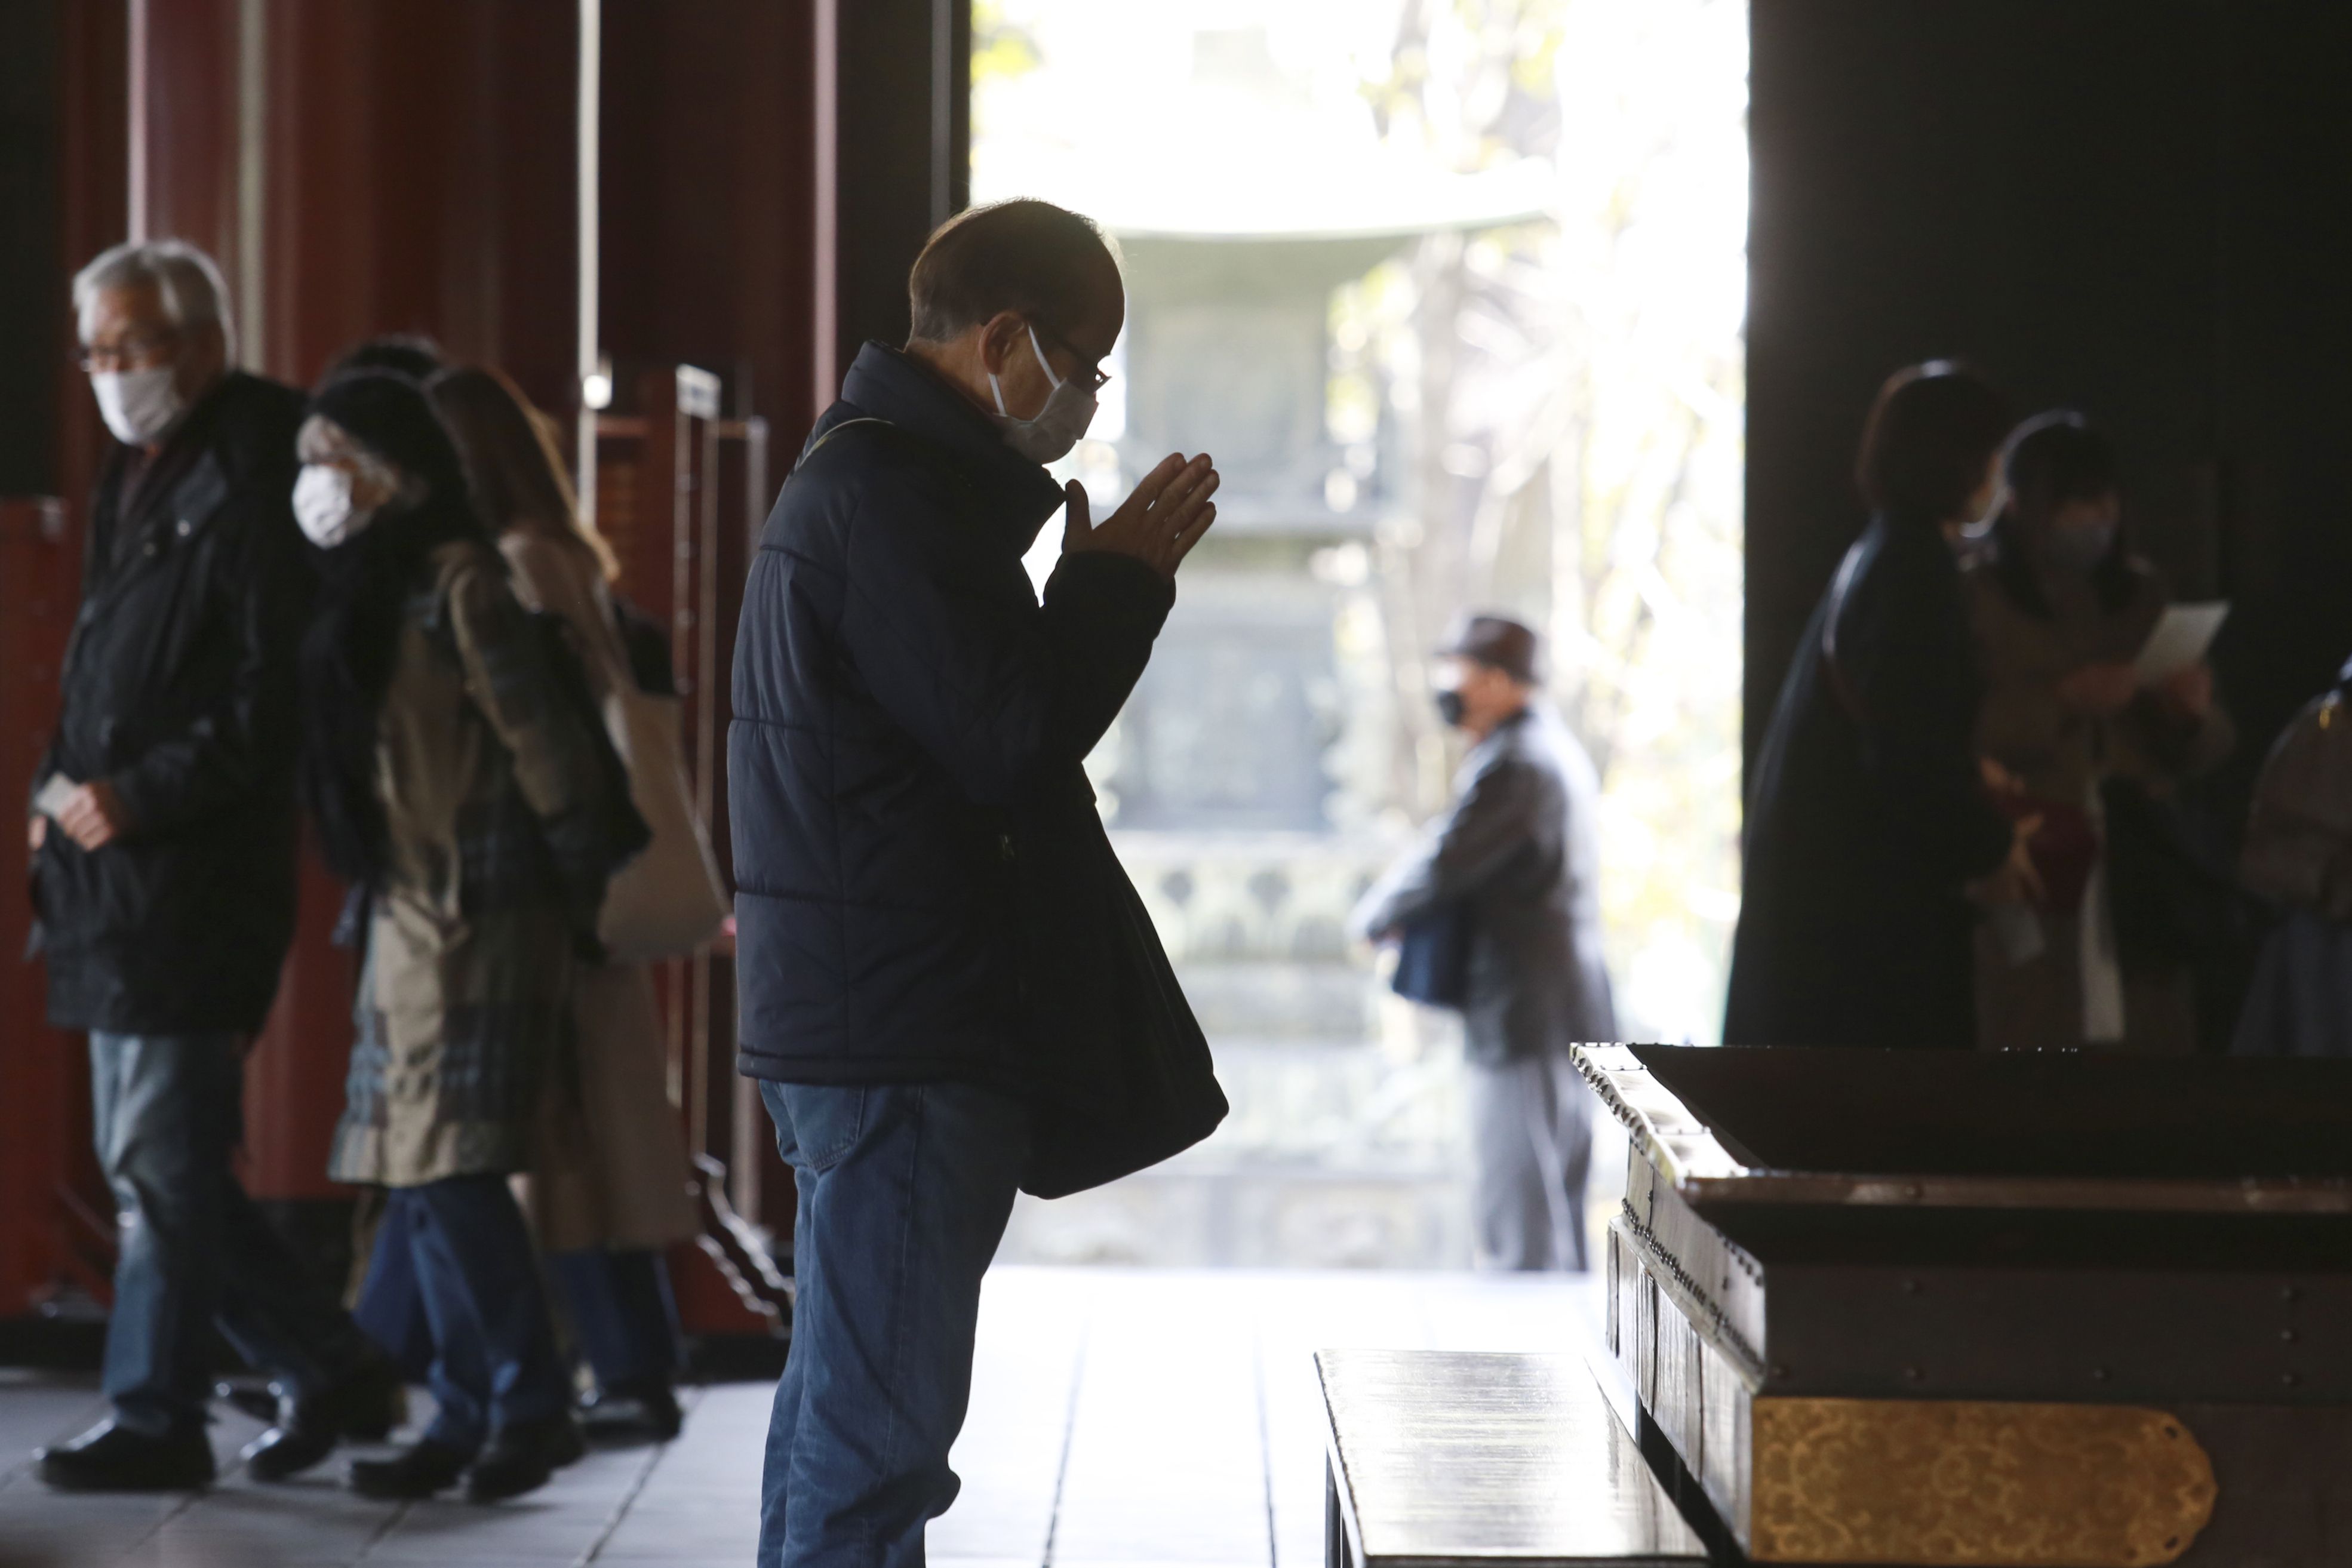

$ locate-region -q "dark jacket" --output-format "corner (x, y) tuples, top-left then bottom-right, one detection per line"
(1354, 708), (1616, 1063)
(32, 371), (309, 1034)
(728, 342), (1178, 1093)
(1724, 513), (2013, 1047)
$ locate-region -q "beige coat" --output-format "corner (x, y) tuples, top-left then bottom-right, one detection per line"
(1964, 556), (2233, 1053)
(502, 531), (699, 1252)
(330, 539), (598, 1186)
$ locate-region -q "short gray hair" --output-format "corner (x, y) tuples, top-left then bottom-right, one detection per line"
(73, 239), (237, 365)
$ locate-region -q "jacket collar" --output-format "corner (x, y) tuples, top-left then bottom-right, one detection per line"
(110, 372), (281, 542)
(1471, 704), (1535, 760)
(836, 340), (1068, 552)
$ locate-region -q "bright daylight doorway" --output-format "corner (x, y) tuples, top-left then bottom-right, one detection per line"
(975, 0), (1748, 1268)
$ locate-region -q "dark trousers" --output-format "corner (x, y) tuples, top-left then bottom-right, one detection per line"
(357, 1207), (682, 1392)
(380, 1175), (572, 1452)
(757, 1080), (1028, 1568)
(547, 1247), (683, 1390)
(1465, 1049), (1594, 1271)
(89, 1032), (373, 1437)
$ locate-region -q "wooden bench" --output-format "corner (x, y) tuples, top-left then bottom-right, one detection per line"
(1317, 1348), (1707, 1568)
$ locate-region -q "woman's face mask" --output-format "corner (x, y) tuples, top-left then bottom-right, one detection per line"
(988, 322), (1097, 466)
(293, 462), (378, 549)
(2041, 496), (2120, 576)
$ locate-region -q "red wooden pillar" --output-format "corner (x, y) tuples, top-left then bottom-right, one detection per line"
(0, 0), (130, 1323)
(257, 0), (579, 401)
(0, 500), (112, 1320)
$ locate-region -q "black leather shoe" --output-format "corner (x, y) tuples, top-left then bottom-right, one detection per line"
(579, 1378), (684, 1443)
(242, 1358), (406, 1481)
(36, 1420), (215, 1492)
(465, 1413), (584, 1503)
(348, 1439), (472, 1500)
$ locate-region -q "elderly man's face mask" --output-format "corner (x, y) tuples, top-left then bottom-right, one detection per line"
(81, 287), (190, 447)
(987, 321), (1099, 465)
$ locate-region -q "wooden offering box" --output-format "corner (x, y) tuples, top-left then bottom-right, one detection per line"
(1576, 1044), (2352, 1568)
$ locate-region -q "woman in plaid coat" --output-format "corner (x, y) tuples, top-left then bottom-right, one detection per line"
(297, 371), (633, 1504)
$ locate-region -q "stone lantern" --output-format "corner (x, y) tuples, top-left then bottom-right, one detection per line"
(981, 21), (1548, 1266)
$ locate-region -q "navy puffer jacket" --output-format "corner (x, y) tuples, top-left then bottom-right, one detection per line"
(729, 342), (1176, 1092)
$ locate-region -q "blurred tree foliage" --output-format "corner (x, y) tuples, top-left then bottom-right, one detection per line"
(1349, 0), (1747, 1041)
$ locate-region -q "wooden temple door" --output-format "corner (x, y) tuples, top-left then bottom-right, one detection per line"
(592, 365), (792, 1343)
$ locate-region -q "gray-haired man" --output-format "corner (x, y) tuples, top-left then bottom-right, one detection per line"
(29, 240), (392, 1491)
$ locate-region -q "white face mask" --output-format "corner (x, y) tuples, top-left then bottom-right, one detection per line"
(987, 322), (1097, 466)
(293, 463), (377, 549)
(90, 365), (186, 447)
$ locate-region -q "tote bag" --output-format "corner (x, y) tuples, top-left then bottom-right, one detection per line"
(1389, 903), (1474, 1009)
(1010, 792), (1229, 1200)
(594, 630), (731, 963)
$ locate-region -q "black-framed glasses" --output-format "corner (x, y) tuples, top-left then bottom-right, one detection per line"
(78, 330), (180, 373)
(1036, 324), (1113, 393)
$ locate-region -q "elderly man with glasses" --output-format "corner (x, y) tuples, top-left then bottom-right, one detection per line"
(28, 239), (395, 1492)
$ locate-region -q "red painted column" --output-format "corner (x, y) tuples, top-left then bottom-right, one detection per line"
(127, 0), (239, 254)
(0, 502), (107, 1318)
(257, 0), (579, 399)
(0, 0), (129, 1321)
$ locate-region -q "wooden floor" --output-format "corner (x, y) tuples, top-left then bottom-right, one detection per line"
(0, 1266), (1600, 1567)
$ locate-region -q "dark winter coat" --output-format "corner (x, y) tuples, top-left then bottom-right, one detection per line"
(32, 371), (309, 1035)
(1353, 708), (1617, 1063)
(1724, 514), (2013, 1047)
(728, 342), (1177, 1095)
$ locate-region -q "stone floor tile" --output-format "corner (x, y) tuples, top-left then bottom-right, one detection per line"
(0, 1266), (1606, 1568)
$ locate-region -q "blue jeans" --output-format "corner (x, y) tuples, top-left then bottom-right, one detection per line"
(382, 1175), (572, 1452)
(358, 1207), (681, 1392)
(757, 1080), (1029, 1568)
(89, 1032), (373, 1437)
(352, 1198), (435, 1382)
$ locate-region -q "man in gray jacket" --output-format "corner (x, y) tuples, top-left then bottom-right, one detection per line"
(1354, 614), (1615, 1270)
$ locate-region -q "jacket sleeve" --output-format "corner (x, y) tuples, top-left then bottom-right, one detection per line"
(1850, 556), (2014, 887)
(1351, 754), (1544, 939)
(104, 495), (308, 836)
(446, 557), (599, 826)
(838, 471), (1173, 807)
(31, 461), (122, 813)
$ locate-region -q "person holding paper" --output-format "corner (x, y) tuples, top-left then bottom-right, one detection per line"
(1964, 412), (2234, 1053)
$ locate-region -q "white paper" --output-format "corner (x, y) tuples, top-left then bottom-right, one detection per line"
(2133, 601), (2228, 687)
(33, 773), (76, 820)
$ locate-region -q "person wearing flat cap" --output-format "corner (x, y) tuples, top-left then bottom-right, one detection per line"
(1352, 613), (1616, 1271)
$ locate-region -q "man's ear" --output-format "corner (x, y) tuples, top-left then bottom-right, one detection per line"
(975, 310), (1026, 376)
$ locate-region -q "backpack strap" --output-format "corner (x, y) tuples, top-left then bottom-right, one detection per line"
(789, 413), (982, 506)
(793, 415), (897, 475)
